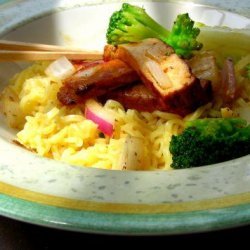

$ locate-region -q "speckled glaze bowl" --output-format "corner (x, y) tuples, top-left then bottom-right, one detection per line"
(0, 0), (250, 235)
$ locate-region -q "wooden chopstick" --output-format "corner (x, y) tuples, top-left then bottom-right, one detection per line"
(0, 40), (103, 61)
(0, 39), (90, 52)
(0, 51), (103, 61)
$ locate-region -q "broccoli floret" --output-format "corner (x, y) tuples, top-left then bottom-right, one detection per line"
(246, 64), (250, 79)
(166, 13), (202, 58)
(169, 118), (250, 169)
(106, 3), (202, 58)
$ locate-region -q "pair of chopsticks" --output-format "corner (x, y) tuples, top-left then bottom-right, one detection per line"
(0, 40), (103, 62)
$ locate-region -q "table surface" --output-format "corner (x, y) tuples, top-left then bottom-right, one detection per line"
(0, 215), (250, 249)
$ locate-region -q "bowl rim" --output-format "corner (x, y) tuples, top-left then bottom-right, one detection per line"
(0, 0), (250, 235)
(1, 191), (250, 235)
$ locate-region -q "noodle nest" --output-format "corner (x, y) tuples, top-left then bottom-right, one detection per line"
(1, 56), (250, 170)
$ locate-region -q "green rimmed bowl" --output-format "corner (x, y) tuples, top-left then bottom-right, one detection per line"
(0, 0), (250, 235)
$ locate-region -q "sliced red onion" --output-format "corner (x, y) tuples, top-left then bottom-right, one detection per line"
(85, 99), (114, 137)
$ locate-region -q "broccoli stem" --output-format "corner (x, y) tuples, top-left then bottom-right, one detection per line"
(124, 4), (170, 39)
(106, 3), (202, 58)
(107, 3), (170, 45)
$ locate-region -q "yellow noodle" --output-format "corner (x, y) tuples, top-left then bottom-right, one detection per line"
(1, 59), (250, 170)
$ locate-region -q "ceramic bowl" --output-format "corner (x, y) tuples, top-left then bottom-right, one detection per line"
(0, 0), (250, 235)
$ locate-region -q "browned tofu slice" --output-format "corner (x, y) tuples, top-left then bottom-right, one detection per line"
(104, 38), (213, 116)
(57, 59), (139, 105)
(100, 83), (165, 113)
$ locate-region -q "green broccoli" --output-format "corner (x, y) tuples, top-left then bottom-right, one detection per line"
(106, 3), (202, 58)
(169, 118), (250, 169)
(246, 64), (250, 79)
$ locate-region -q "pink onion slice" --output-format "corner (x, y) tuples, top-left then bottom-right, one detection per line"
(85, 99), (114, 137)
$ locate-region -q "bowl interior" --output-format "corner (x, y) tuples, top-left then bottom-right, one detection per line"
(0, 0), (250, 207)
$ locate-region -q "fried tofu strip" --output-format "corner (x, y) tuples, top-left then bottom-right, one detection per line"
(57, 59), (139, 105)
(104, 38), (212, 116)
(101, 80), (211, 115)
(100, 83), (164, 112)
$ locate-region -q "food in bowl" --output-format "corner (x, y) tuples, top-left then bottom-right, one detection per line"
(0, 3), (250, 171)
